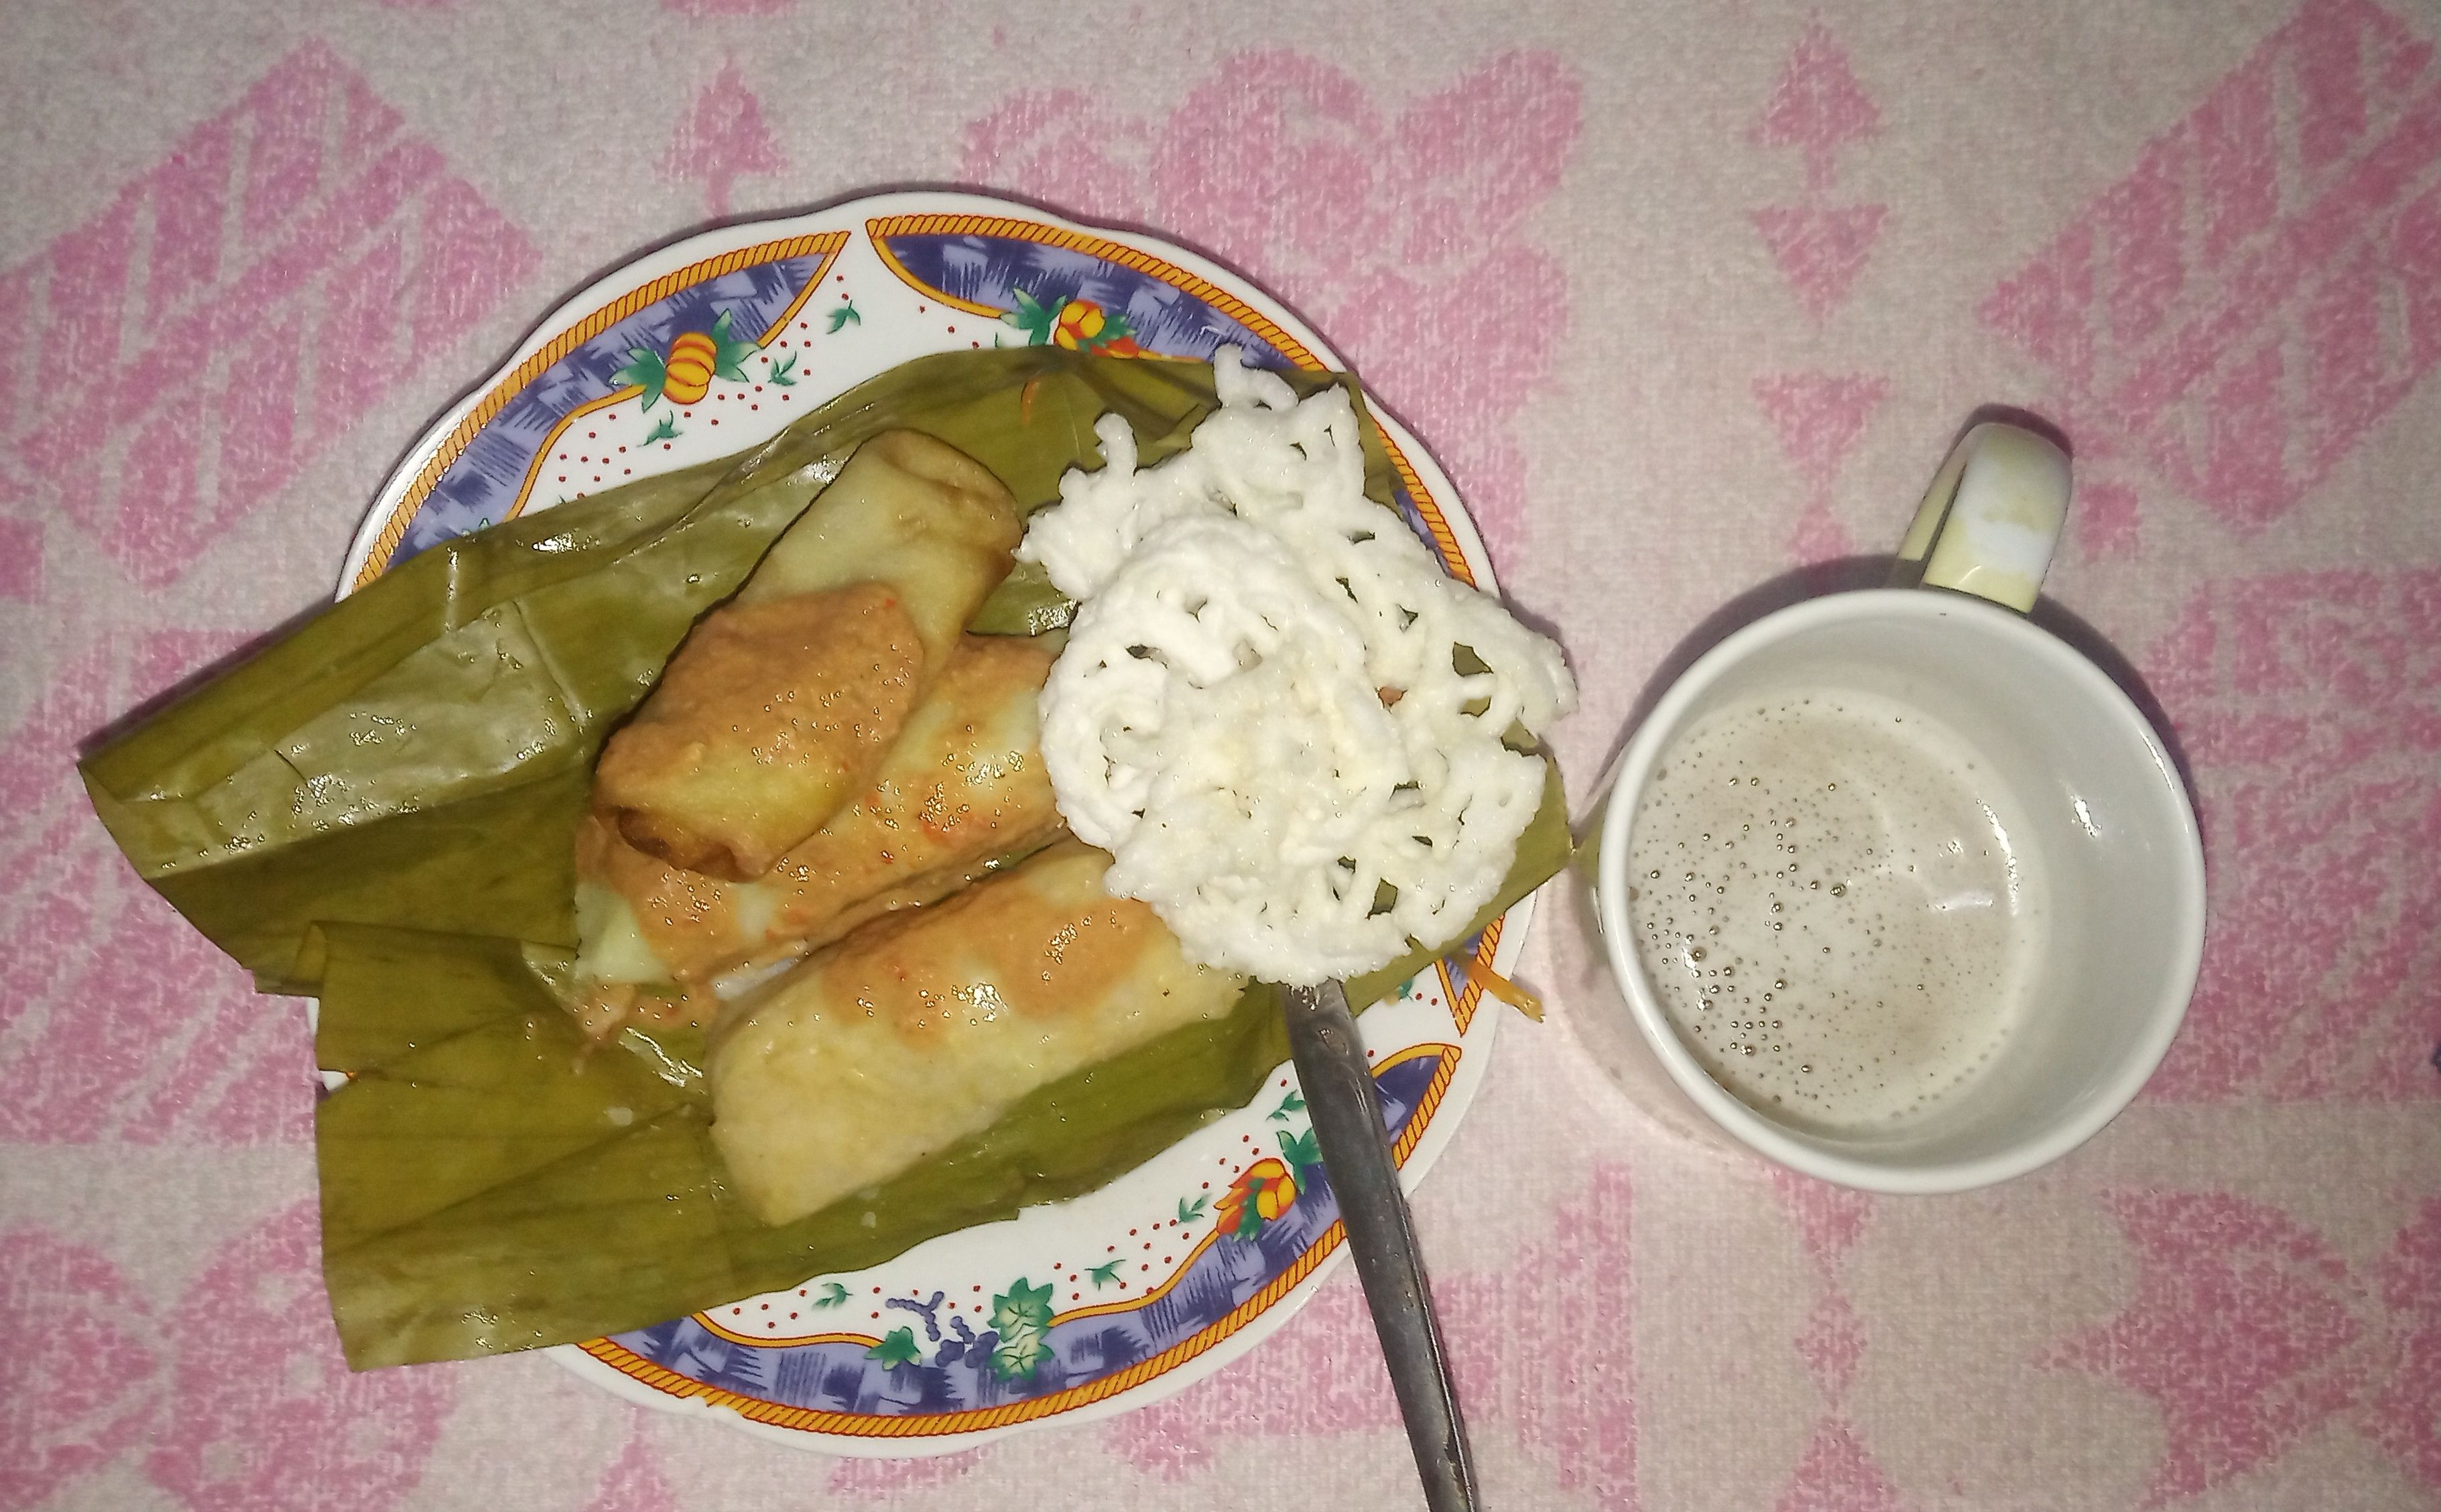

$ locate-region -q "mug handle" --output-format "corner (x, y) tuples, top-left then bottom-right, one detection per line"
(1890, 422), (2071, 612)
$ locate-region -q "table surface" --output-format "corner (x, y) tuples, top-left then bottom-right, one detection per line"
(4, 1), (2438, 1509)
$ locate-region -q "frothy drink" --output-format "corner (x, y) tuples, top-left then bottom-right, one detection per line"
(1623, 691), (2045, 1134)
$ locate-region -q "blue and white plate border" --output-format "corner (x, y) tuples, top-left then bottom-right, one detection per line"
(342, 190), (1534, 1456)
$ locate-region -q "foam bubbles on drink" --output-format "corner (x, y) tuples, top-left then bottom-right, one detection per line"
(1624, 690), (2042, 1133)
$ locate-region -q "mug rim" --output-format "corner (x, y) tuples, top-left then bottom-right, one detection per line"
(1591, 587), (2207, 1194)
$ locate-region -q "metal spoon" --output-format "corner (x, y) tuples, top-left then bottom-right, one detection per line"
(1283, 979), (1480, 1511)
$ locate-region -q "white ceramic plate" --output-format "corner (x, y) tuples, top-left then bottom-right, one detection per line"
(345, 190), (1531, 1455)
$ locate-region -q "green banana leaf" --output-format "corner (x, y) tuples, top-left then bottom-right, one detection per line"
(78, 347), (1570, 1370)
(1344, 758), (1568, 1014)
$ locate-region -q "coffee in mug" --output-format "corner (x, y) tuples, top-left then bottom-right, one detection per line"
(1577, 421), (2206, 1192)
(1623, 688), (2047, 1133)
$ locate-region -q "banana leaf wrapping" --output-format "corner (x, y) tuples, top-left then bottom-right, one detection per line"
(79, 348), (1570, 1370)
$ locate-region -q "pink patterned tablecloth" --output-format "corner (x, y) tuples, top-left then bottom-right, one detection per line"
(4, 2), (2438, 1508)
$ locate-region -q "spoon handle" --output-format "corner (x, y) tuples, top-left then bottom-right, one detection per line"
(1284, 979), (1480, 1512)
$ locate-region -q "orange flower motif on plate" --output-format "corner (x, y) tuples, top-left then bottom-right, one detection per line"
(1003, 288), (1142, 357)
(613, 309), (761, 411)
(1216, 1157), (1300, 1240)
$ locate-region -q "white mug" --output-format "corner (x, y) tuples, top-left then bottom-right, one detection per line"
(1575, 422), (2206, 1193)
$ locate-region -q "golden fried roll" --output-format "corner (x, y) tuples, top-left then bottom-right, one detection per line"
(708, 840), (1247, 1226)
(592, 582), (924, 878)
(574, 636), (1064, 1011)
(737, 429), (1025, 673)
(590, 431), (1023, 879)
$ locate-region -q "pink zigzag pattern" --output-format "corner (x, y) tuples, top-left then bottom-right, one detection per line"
(0, 1206), (460, 1509)
(1752, 371), (1890, 566)
(1766, 1172), (1914, 1511)
(2048, 1189), (2441, 1505)
(0, 1230), (160, 1512)
(1983, 0), (2441, 532)
(1774, 1418), (1910, 1512)
(825, 1450), (990, 1497)
(1749, 25), (1888, 320)
(0, 516), (39, 601)
(1752, 204), (1888, 320)
(960, 50), (1581, 562)
(1750, 23), (1881, 191)
(0, 631), (314, 1145)
(1769, 1166), (1879, 1273)
(661, 61), (785, 216)
(2143, 569), (2441, 1100)
(143, 1201), (458, 1510)
(580, 1421), (678, 1512)
(0, 39), (537, 588)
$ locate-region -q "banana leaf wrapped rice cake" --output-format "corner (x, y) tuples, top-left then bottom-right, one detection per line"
(78, 349), (1569, 1370)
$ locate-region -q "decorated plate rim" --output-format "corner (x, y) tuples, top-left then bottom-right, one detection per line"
(340, 189), (1527, 1455)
